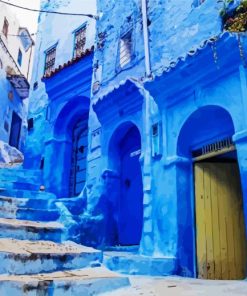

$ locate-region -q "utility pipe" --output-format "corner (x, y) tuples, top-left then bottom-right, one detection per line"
(141, 0), (151, 77)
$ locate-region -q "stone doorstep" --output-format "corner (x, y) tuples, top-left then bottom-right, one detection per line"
(0, 267), (130, 296)
(104, 251), (177, 276)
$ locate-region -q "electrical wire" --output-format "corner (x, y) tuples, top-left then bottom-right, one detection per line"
(0, 0), (98, 19)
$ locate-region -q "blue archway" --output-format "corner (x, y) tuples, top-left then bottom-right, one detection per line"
(108, 122), (144, 246)
(43, 96), (90, 197)
(176, 105), (236, 277)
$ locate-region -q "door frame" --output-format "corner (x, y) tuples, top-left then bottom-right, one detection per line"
(192, 140), (247, 279)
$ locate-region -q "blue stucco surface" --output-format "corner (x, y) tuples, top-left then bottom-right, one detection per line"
(0, 0), (247, 281)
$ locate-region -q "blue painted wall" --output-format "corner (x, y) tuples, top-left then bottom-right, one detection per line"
(23, 0), (96, 196)
(18, 0), (247, 278)
(91, 0), (247, 277)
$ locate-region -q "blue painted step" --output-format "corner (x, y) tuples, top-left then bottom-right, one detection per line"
(0, 205), (60, 221)
(0, 267), (129, 296)
(0, 238), (102, 275)
(0, 188), (56, 200)
(0, 218), (64, 242)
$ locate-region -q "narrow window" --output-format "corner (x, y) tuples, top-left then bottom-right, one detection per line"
(17, 49), (22, 66)
(151, 122), (162, 158)
(44, 45), (57, 75)
(2, 18), (9, 38)
(192, 0), (206, 7)
(28, 118), (34, 131)
(74, 25), (87, 58)
(119, 31), (132, 68)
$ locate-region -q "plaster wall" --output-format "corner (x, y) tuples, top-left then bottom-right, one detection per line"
(148, 0), (222, 75)
(0, 3), (33, 150)
(0, 3), (33, 79)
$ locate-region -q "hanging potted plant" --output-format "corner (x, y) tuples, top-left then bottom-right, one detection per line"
(220, 0), (247, 32)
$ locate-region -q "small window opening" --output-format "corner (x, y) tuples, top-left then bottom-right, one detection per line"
(192, 0), (206, 8)
(17, 49), (22, 66)
(119, 31), (132, 68)
(44, 45), (57, 75)
(28, 118), (34, 131)
(40, 157), (45, 170)
(74, 25), (87, 58)
(2, 18), (9, 38)
(33, 81), (38, 90)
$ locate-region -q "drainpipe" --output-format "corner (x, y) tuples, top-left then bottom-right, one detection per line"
(141, 0), (151, 77)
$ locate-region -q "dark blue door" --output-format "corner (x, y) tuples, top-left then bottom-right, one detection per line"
(9, 111), (22, 149)
(119, 127), (143, 245)
(69, 118), (88, 196)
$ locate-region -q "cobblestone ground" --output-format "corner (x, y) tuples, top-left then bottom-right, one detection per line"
(102, 276), (247, 296)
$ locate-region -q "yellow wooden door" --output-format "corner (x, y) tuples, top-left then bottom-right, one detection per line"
(194, 162), (247, 280)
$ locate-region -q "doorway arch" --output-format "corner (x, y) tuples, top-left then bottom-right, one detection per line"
(108, 122), (144, 246)
(176, 105), (247, 279)
(44, 96), (89, 197)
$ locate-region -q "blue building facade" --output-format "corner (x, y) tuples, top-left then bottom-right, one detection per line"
(5, 0), (247, 280)
(23, 0), (96, 198)
(90, 0), (247, 279)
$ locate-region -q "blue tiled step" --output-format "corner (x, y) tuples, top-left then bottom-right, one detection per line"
(0, 218), (64, 242)
(0, 238), (102, 275)
(0, 266), (129, 296)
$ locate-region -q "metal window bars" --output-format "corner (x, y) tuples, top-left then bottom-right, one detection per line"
(119, 32), (132, 68)
(44, 46), (56, 75)
(74, 27), (87, 58)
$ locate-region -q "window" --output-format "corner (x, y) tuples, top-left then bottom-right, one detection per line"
(192, 0), (206, 8)
(119, 31), (132, 68)
(74, 25), (87, 58)
(151, 122), (162, 158)
(2, 18), (9, 38)
(44, 45), (57, 75)
(27, 118), (34, 131)
(0, 58), (3, 69)
(17, 49), (22, 66)
(19, 29), (32, 52)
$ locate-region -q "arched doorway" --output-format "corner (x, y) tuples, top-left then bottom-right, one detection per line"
(69, 117), (88, 196)
(109, 123), (144, 246)
(47, 96), (90, 197)
(177, 106), (247, 280)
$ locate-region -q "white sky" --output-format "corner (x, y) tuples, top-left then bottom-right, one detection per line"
(7, 0), (41, 33)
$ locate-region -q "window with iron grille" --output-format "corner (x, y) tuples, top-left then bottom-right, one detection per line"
(119, 31), (132, 68)
(44, 45), (57, 75)
(74, 25), (87, 58)
(2, 18), (9, 38)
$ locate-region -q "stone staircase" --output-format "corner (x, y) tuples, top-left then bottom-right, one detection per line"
(0, 167), (130, 295)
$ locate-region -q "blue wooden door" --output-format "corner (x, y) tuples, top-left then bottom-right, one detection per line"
(9, 111), (22, 149)
(119, 127), (143, 245)
(69, 119), (88, 196)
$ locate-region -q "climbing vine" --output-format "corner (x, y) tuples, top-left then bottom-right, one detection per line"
(220, 0), (247, 32)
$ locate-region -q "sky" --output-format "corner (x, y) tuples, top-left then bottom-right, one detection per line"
(6, 0), (41, 33)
